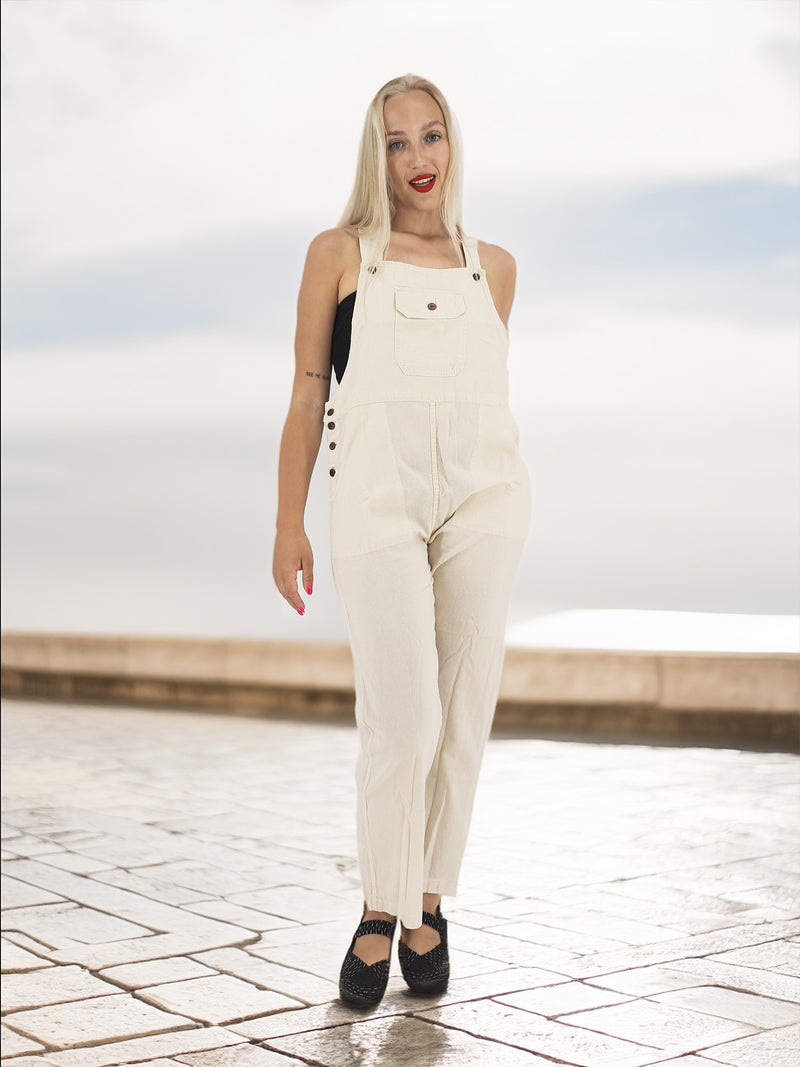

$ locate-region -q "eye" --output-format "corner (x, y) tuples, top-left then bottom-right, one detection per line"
(388, 140), (404, 152)
(426, 132), (442, 143)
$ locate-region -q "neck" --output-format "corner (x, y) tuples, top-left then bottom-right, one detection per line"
(391, 205), (448, 239)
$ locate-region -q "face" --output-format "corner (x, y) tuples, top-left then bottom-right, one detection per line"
(383, 90), (450, 215)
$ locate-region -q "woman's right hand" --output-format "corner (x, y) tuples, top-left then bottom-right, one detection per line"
(273, 528), (315, 615)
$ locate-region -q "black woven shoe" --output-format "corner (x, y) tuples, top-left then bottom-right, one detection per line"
(338, 915), (397, 1006)
(398, 904), (449, 995)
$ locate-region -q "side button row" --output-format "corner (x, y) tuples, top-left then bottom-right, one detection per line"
(327, 407), (336, 476)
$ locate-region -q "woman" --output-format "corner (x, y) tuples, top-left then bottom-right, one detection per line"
(273, 74), (530, 1006)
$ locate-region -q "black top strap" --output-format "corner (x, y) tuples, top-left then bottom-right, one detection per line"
(355, 918), (396, 939)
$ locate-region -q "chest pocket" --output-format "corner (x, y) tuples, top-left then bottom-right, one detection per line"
(394, 289), (467, 376)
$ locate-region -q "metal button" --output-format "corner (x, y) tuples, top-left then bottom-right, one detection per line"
(329, 442), (336, 450)
(473, 272), (480, 281)
(427, 302), (437, 311)
(327, 408), (334, 416)
(327, 421), (335, 429)
(329, 468), (336, 476)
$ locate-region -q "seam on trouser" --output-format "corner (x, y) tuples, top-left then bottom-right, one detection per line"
(428, 402), (439, 534)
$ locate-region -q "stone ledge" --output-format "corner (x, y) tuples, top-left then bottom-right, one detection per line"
(2, 632), (798, 751)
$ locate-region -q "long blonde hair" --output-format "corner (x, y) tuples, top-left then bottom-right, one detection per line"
(339, 74), (464, 266)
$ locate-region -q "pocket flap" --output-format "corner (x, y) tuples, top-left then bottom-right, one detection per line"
(395, 290), (466, 320)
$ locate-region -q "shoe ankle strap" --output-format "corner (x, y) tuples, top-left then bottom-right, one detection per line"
(421, 907), (445, 931)
(355, 918), (396, 939)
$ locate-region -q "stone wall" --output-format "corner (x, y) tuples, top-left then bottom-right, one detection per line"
(2, 633), (798, 751)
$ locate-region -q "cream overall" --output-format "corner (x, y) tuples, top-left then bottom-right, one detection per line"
(325, 234), (530, 929)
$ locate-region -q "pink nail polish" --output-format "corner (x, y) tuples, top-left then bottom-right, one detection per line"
(297, 609), (304, 616)
(306, 586), (313, 594)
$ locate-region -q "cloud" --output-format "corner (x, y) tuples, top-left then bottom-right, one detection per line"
(4, 175), (796, 354)
(2, 0), (797, 272)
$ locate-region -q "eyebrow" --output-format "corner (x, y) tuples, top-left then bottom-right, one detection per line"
(385, 120), (445, 137)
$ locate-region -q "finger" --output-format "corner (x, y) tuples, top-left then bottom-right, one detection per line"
(302, 561), (314, 596)
(280, 571), (305, 615)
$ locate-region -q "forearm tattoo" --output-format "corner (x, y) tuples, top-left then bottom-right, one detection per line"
(306, 370), (331, 381)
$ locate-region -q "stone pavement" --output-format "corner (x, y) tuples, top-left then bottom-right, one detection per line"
(1, 699), (799, 1066)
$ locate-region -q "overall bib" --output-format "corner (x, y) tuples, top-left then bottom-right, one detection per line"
(325, 234), (530, 929)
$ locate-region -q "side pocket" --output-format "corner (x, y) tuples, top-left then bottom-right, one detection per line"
(394, 288), (467, 376)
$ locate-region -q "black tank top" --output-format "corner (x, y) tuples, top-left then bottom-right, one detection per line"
(331, 291), (356, 384)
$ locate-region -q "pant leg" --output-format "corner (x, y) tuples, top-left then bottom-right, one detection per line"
(332, 537), (443, 930)
(423, 524), (527, 895)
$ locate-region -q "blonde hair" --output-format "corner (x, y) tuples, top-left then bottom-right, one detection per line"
(339, 74), (464, 265)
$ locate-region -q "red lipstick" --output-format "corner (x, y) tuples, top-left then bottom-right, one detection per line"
(409, 173), (436, 193)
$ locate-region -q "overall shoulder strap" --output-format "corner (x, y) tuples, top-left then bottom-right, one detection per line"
(358, 231), (382, 269)
(461, 235), (482, 272)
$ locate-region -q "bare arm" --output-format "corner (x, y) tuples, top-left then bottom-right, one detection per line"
(272, 228), (358, 613)
(478, 241), (517, 326)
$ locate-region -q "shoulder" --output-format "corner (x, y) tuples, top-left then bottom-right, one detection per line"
(300, 229), (360, 299)
(475, 240), (517, 325)
(306, 227), (360, 267)
(477, 240), (516, 283)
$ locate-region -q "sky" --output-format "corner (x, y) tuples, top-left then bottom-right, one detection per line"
(2, 0), (799, 646)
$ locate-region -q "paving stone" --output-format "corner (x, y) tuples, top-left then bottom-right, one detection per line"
(1, 874), (64, 910)
(0, 1022), (45, 1056)
(416, 1000), (659, 1066)
(443, 923), (580, 968)
(4, 859), (248, 942)
(225, 884), (352, 923)
(1, 935), (54, 971)
(479, 918), (629, 954)
(175, 1044), (307, 1065)
(229, 993), (411, 1040)
(4, 992), (195, 1048)
(100, 957), (220, 989)
(654, 985), (800, 1028)
(564, 999), (758, 1057)
(428, 965), (571, 1007)
(1, 834), (64, 857)
(0, 1026), (244, 1066)
(657, 958), (800, 1003)
(558, 891), (743, 937)
(93, 868), (216, 906)
(1, 900), (153, 946)
(722, 881), (800, 914)
(511, 909), (696, 947)
(2, 930), (61, 960)
(138, 974), (302, 1024)
(641, 1059), (724, 1066)
(1, 964), (120, 1010)
(119, 1060), (183, 1066)
(560, 919), (800, 980)
(697, 1022), (800, 1066)
(706, 937), (800, 975)
(607, 878), (759, 916)
(190, 947), (339, 1005)
(135, 862), (267, 898)
(37, 852), (117, 875)
(183, 900), (297, 932)
(264, 1012), (553, 1066)
(587, 965), (709, 996)
(50, 931), (256, 972)
(445, 906), (526, 929)
(497, 980), (634, 1017)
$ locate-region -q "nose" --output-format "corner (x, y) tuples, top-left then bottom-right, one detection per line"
(409, 142), (427, 169)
